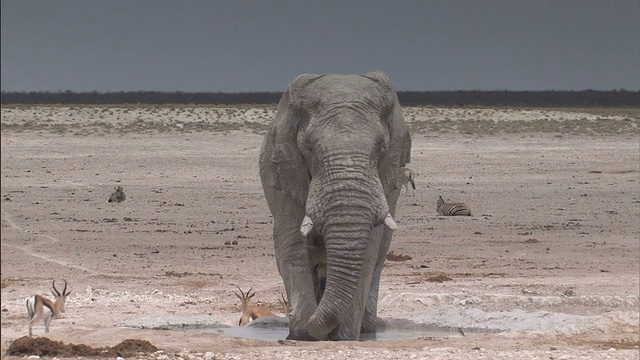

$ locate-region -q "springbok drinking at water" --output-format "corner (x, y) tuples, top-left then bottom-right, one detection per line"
(235, 286), (278, 326)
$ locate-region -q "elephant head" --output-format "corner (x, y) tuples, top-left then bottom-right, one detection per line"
(259, 72), (411, 340)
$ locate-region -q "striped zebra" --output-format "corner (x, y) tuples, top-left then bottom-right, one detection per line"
(436, 195), (472, 216)
(401, 167), (416, 196)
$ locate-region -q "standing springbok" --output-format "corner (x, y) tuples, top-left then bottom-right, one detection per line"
(235, 286), (278, 326)
(26, 280), (71, 336)
(401, 167), (416, 196)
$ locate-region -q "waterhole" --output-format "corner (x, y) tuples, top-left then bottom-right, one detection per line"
(186, 317), (501, 341)
(119, 315), (502, 341)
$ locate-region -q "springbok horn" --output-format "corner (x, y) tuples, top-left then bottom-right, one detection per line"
(236, 285), (245, 297)
(52, 280), (60, 296)
(62, 279), (68, 295)
(300, 215), (314, 237)
(384, 213), (398, 231)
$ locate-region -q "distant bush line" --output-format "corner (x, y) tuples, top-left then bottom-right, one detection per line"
(1, 90), (638, 107)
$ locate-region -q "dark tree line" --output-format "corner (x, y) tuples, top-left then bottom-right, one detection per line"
(1, 90), (638, 107)
(398, 90), (639, 107)
(0, 91), (280, 105)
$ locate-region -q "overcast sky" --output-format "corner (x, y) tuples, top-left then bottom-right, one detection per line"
(1, 0), (638, 92)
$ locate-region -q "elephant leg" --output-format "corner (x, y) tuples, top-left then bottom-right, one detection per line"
(362, 225), (390, 334)
(362, 191), (400, 334)
(269, 196), (318, 340)
(361, 226), (393, 333)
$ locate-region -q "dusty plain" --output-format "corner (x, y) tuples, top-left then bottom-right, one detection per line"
(1, 105), (639, 359)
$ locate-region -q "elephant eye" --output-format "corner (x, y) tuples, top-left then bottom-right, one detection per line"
(375, 136), (387, 153)
(297, 130), (312, 154)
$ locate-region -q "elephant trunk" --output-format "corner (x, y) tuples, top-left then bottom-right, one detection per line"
(302, 153), (395, 340)
(306, 210), (372, 340)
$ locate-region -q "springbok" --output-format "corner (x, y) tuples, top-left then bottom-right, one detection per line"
(26, 280), (71, 336)
(235, 286), (278, 326)
(401, 167), (416, 196)
(279, 293), (291, 317)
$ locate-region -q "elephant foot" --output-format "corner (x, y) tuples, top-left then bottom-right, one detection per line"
(286, 330), (319, 341)
(320, 324), (362, 341)
(361, 326), (376, 334)
(360, 317), (378, 334)
(328, 329), (360, 341)
(307, 321), (332, 341)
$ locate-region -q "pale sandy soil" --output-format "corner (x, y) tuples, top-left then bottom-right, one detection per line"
(1, 106), (639, 359)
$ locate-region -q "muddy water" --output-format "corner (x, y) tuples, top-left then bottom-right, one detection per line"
(207, 325), (456, 341)
(187, 317), (502, 341)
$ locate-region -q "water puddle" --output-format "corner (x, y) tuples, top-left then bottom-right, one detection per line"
(119, 315), (502, 341)
(205, 325), (452, 341)
(185, 317), (502, 341)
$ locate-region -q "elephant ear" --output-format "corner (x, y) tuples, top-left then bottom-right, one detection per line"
(263, 74), (323, 207)
(361, 71), (395, 107)
(361, 71), (392, 86)
(366, 72), (412, 194)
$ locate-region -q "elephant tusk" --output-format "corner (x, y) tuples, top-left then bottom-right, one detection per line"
(383, 213), (398, 231)
(300, 215), (314, 237)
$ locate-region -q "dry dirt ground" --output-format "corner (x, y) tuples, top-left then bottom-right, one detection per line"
(1, 105), (639, 359)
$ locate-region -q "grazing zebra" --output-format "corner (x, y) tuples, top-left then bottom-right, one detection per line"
(107, 186), (126, 203)
(436, 195), (472, 216)
(401, 167), (416, 196)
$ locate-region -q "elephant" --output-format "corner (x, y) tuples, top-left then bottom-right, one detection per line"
(259, 71), (411, 341)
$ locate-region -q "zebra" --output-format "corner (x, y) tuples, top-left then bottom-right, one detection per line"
(401, 167), (416, 196)
(107, 186), (126, 203)
(436, 195), (471, 216)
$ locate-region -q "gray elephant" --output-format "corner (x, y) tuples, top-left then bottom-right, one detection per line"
(259, 72), (411, 341)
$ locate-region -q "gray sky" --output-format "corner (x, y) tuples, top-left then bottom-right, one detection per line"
(2, 0), (639, 92)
